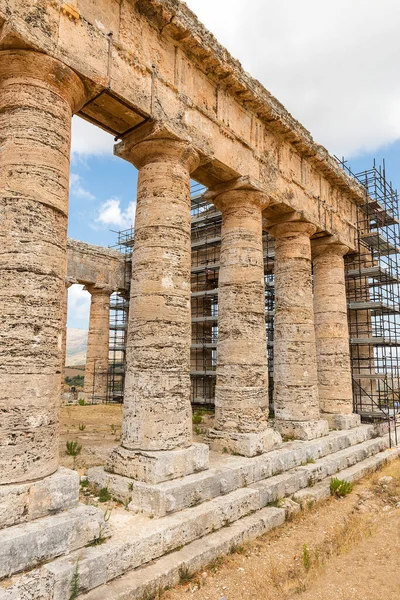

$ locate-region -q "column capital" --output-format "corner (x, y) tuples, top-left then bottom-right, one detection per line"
(84, 284), (113, 296)
(114, 120), (200, 172)
(267, 217), (317, 239)
(0, 49), (87, 113)
(204, 176), (272, 212)
(311, 237), (349, 260)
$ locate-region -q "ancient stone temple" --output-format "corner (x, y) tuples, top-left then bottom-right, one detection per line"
(1, 1), (399, 599)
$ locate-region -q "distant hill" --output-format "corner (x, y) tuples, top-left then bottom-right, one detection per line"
(66, 328), (88, 366)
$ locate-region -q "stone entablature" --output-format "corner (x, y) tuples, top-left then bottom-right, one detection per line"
(1, 0), (361, 250)
(67, 238), (127, 292)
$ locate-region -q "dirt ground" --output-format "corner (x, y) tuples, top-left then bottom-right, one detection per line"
(59, 404), (123, 473)
(59, 405), (212, 473)
(60, 406), (400, 600)
(162, 459), (400, 600)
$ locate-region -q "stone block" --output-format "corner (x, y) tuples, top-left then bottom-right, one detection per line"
(207, 428), (282, 457)
(76, 508), (286, 600)
(0, 468), (79, 530)
(276, 418), (329, 440)
(88, 426), (375, 517)
(0, 505), (108, 580)
(324, 413), (361, 430)
(106, 443), (209, 484)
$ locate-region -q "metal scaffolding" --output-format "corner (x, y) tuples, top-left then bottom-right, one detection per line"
(336, 159), (400, 436)
(107, 164), (400, 435)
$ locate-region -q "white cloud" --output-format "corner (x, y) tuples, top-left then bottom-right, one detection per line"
(67, 285), (91, 329)
(96, 198), (136, 230)
(71, 116), (114, 157)
(69, 173), (95, 201)
(186, 0), (400, 158)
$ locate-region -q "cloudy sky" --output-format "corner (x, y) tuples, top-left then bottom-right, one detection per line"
(67, 0), (400, 329)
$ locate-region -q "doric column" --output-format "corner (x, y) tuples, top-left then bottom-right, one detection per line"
(106, 122), (209, 484)
(312, 239), (361, 429)
(206, 178), (281, 456)
(267, 219), (329, 440)
(0, 50), (87, 484)
(83, 285), (112, 404)
(61, 280), (74, 396)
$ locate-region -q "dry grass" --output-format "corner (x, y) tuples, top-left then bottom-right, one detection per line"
(162, 458), (400, 600)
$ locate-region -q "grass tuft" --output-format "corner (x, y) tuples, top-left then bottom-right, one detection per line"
(330, 477), (353, 497)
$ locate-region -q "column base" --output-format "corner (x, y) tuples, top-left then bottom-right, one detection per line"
(207, 428), (282, 457)
(324, 413), (361, 430)
(106, 443), (209, 485)
(275, 419), (329, 441)
(0, 467), (79, 530)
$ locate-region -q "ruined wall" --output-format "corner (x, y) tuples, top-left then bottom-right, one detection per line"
(1, 0), (363, 249)
(66, 239), (127, 291)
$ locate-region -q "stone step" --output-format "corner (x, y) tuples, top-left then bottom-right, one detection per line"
(79, 507), (286, 600)
(0, 504), (108, 580)
(0, 430), (389, 600)
(88, 425), (375, 517)
(293, 446), (400, 507)
(77, 442), (400, 600)
(250, 435), (388, 507)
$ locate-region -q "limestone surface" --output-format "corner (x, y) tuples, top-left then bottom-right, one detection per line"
(205, 180), (276, 453)
(312, 240), (355, 423)
(268, 220), (327, 438)
(83, 285), (112, 404)
(0, 49), (87, 484)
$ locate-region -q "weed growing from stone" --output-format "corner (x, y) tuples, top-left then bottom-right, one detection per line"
(178, 565), (192, 584)
(301, 457), (316, 466)
(98, 487), (111, 502)
(69, 560), (80, 600)
(78, 423), (86, 431)
(330, 477), (353, 497)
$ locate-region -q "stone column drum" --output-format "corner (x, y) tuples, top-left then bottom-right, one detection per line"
(206, 178), (281, 456)
(268, 220), (329, 440)
(312, 240), (360, 429)
(83, 285), (112, 404)
(61, 280), (73, 396)
(0, 50), (87, 484)
(106, 124), (209, 484)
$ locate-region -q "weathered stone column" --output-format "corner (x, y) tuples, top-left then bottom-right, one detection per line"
(61, 280), (73, 396)
(268, 220), (329, 440)
(83, 285), (112, 404)
(107, 123), (209, 484)
(0, 50), (87, 484)
(312, 239), (360, 429)
(206, 178), (281, 456)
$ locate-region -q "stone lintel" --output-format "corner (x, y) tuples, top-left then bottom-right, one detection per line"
(275, 419), (329, 441)
(106, 444), (209, 485)
(324, 413), (361, 431)
(207, 429), (282, 458)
